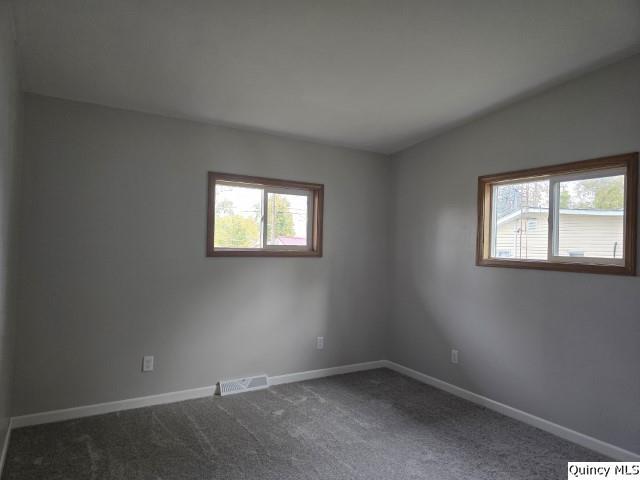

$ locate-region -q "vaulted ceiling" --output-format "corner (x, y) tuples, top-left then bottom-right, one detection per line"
(11, 0), (640, 153)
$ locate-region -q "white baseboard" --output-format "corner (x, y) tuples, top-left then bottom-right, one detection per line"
(0, 418), (12, 475)
(382, 360), (640, 461)
(11, 385), (216, 429)
(10, 360), (385, 430)
(5, 359), (638, 465)
(270, 360), (386, 386)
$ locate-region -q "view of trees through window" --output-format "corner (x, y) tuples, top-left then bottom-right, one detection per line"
(559, 175), (624, 210)
(557, 174), (624, 259)
(214, 185), (262, 248)
(213, 184), (308, 249)
(493, 180), (549, 260)
(478, 154), (636, 274)
(492, 173), (625, 260)
(266, 193), (308, 246)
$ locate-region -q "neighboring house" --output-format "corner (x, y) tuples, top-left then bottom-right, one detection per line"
(273, 236), (307, 246)
(495, 208), (624, 260)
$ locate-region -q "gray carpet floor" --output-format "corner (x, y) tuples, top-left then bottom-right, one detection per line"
(2, 369), (606, 479)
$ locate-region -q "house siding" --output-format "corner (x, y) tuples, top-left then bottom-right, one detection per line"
(495, 212), (623, 259)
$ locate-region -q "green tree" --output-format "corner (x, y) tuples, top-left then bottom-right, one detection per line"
(593, 178), (624, 209)
(267, 194), (295, 241)
(214, 195), (297, 247)
(574, 176), (624, 210)
(494, 181), (549, 218)
(215, 199), (235, 216)
(559, 188), (571, 209)
(214, 215), (260, 248)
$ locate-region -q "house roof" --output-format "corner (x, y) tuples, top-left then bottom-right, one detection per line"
(497, 207), (623, 225)
(274, 236), (307, 246)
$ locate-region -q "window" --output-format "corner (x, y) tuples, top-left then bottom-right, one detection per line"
(477, 153), (637, 275)
(207, 172), (323, 257)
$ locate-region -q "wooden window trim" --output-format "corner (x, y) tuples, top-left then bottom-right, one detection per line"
(207, 172), (324, 257)
(476, 153), (638, 275)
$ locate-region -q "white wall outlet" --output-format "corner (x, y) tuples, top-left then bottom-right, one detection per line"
(142, 355), (154, 372)
(316, 336), (324, 350)
(451, 349), (459, 364)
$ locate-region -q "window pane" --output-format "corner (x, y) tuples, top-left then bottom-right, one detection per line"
(266, 193), (309, 246)
(492, 180), (549, 260)
(214, 184), (263, 248)
(556, 175), (624, 259)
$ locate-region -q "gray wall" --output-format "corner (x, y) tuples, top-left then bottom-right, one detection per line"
(10, 41), (639, 456)
(0, 0), (20, 451)
(14, 94), (390, 415)
(390, 54), (640, 453)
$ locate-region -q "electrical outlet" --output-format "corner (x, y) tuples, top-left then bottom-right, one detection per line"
(316, 336), (324, 350)
(451, 349), (459, 364)
(142, 355), (154, 372)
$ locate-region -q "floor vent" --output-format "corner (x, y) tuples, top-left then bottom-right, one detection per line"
(217, 375), (269, 396)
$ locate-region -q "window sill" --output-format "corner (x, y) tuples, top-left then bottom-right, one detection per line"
(476, 257), (635, 276)
(208, 249), (322, 257)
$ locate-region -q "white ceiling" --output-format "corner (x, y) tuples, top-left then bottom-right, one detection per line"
(11, 0), (640, 153)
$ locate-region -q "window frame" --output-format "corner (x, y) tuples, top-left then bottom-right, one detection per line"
(207, 172), (324, 257)
(476, 153), (638, 275)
